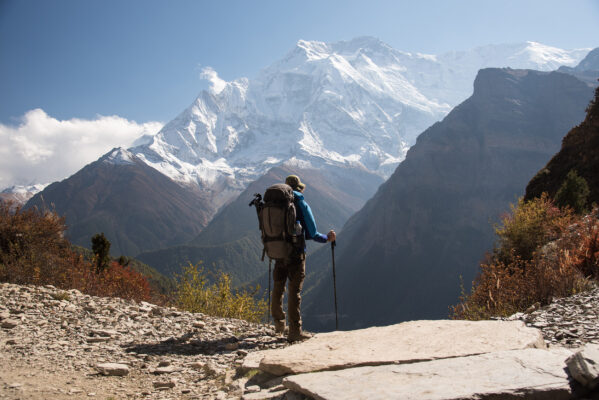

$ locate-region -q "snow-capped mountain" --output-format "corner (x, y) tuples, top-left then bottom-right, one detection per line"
(0, 184), (48, 205)
(124, 38), (588, 209)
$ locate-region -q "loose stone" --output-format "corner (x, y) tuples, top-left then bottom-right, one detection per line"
(152, 380), (176, 389)
(96, 363), (130, 376)
(1, 319), (19, 329)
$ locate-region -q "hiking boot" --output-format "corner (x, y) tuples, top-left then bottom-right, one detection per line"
(287, 330), (313, 343)
(274, 320), (286, 335)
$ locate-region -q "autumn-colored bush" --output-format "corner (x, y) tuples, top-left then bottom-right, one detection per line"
(175, 262), (268, 323)
(68, 260), (152, 301)
(0, 201), (155, 303)
(561, 209), (599, 279)
(452, 196), (599, 320)
(493, 193), (574, 264)
(0, 201), (82, 287)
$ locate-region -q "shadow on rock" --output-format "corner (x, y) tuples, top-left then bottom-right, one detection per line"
(123, 331), (286, 356)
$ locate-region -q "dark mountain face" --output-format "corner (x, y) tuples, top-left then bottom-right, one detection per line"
(525, 84), (599, 205)
(25, 149), (215, 257)
(302, 68), (595, 331)
(136, 165), (383, 284)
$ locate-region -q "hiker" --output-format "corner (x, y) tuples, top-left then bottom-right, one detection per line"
(272, 175), (336, 342)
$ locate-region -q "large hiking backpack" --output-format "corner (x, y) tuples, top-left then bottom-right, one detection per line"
(253, 183), (301, 260)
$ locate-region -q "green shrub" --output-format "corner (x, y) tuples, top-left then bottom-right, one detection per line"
(175, 262), (267, 323)
(91, 233), (111, 273)
(555, 169), (590, 214)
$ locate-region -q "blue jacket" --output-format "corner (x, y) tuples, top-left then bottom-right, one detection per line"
(293, 191), (328, 247)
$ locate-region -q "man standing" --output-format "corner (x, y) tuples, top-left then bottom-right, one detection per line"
(272, 175), (336, 342)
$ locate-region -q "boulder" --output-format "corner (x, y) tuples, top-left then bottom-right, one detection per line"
(566, 343), (599, 389)
(283, 348), (574, 400)
(257, 320), (545, 375)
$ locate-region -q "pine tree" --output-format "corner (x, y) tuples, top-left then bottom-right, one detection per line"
(555, 169), (590, 214)
(91, 233), (111, 273)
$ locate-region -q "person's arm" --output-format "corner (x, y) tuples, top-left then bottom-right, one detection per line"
(297, 198), (328, 243)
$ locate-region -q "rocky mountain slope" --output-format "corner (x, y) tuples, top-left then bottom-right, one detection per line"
(26, 149), (214, 257)
(526, 67), (599, 205)
(301, 68), (595, 331)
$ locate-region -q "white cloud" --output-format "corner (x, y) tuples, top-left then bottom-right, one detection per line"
(200, 66), (227, 94)
(0, 109), (163, 189)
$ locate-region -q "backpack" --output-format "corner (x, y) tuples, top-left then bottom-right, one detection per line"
(251, 183), (302, 260)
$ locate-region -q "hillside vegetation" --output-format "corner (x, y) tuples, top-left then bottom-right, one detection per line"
(0, 202), (267, 322)
(453, 197), (598, 320)
(526, 84), (599, 205)
(0, 201), (159, 303)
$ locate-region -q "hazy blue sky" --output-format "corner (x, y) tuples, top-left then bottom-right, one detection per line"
(1, 0), (598, 125)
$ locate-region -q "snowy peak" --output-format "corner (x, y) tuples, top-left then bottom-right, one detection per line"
(100, 148), (138, 166)
(295, 39), (331, 61)
(0, 183), (49, 205)
(293, 36), (394, 62)
(1, 184), (48, 196)
(512, 41), (590, 70)
(128, 38), (590, 209)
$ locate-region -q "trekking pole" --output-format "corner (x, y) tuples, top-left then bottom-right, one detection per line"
(268, 259), (272, 324)
(331, 240), (338, 330)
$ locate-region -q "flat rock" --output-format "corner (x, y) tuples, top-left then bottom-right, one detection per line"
(153, 380), (176, 388)
(87, 337), (110, 343)
(1, 319), (19, 329)
(240, 352), (265, 372)
(258, 320), (545, 375)
(566, 343), (599, 389)
(90, 329), (118, 337)
(153, 365), (182, 374)
(284, 348), (574, 400)
(96, 363), (130, 376)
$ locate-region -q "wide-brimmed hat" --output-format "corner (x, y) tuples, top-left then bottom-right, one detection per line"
(285, 175), (306, 191)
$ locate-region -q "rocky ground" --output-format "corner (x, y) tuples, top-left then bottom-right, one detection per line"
(504, 285), (599, 348)
(0, 283), (299, 400)
(3, 281), (599, 400)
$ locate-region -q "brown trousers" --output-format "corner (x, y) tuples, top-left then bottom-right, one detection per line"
(271, 253), (306, 332)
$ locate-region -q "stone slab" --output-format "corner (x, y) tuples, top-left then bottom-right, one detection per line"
(240, 351), (265, 372)
(566, 343), (599, 389)
(257, 320), (545, 375)
(283, 348), (574, 400)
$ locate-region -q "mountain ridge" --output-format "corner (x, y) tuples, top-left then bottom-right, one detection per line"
(26, 148), (214, 256)
(302, 67), (595, 331)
